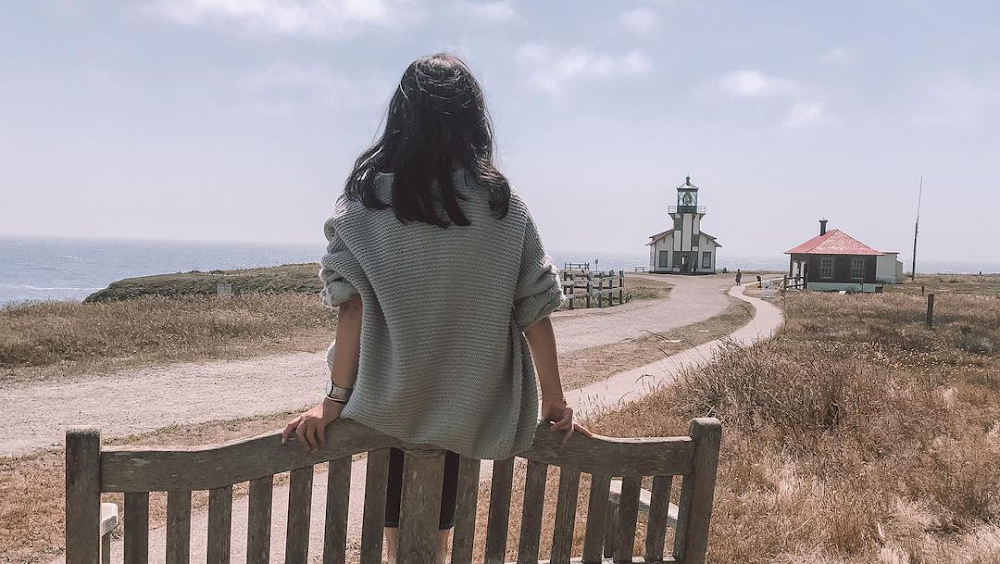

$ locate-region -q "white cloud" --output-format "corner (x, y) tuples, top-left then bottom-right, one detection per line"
(453, 1), (515, 21)
(516, 44), (651, 95)
(821, 48), (849, 63)
(237, 61), (390, 115)
(618, 8), (660, 36)
(912, 75), (999, 125)
(144, 0), (421, 37)
(783, 100), (833, 127)
(718, 69), (800, 98)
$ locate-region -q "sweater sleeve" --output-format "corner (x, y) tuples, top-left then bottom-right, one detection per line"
(513, 211), (564, 330)
(319, 215), (361, 308)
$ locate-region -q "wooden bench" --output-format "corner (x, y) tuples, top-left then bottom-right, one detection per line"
(66, 417), (721, 564)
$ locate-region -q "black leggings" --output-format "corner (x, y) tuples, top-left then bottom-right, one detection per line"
(384, 448), (461, 530)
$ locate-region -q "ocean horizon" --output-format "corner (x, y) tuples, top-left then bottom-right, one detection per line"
(2, 235), (998, 306)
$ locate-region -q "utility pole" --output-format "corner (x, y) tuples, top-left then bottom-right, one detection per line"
(911, 177), (922, 281)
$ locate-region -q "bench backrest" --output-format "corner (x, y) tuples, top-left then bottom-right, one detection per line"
(65, 417), (720, 564)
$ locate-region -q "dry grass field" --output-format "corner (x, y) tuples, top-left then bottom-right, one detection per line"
(589, 283), (1000, 563)
(0, 293), (336, 382)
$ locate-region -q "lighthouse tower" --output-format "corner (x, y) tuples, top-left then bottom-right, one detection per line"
(647, 176), (721, 274)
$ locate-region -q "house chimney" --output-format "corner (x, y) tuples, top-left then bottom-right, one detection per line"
(820, 219), (828, 236)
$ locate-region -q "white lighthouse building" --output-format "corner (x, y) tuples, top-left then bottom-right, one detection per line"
(647, 176), (721, 274)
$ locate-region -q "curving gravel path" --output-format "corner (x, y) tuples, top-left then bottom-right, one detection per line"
(2, 274), (734, 458)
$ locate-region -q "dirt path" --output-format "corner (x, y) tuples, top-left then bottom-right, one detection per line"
(51, 282), (781, 564)
(1, 274), (733, 458)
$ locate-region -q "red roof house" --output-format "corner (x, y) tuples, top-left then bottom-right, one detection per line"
(785, 220), (883, 292)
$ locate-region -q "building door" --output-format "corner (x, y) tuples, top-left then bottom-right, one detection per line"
(681, 254), (690, 273)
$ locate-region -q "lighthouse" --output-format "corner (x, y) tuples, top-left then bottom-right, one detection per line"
(646, 176), (721, 274)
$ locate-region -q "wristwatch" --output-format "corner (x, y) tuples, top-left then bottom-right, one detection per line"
(325, 380), (353, 404)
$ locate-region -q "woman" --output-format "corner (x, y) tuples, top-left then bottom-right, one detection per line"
(282, 52), (588, 563)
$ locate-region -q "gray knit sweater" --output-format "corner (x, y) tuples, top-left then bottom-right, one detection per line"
(319, 171), (563, 460)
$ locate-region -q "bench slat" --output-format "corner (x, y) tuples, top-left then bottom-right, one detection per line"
(165, 491), (192, 564)
(246, 475), (273, 564)
(582, 474), (610, 563)
(485, 457), (515, 564)
(207, 485), (233, 564)
(123, 492), (149, 564)
(398, 450), (446, 564)
(613, 478), (641, 563)
(645, 476), (673, 562)
(360, 449), (390, 564)
(550, 469), (581, 564)
(603, 497), (617, 558)
(285, 467), (314, 563)
(450, 457), (481, 564)
(672, 419), (722, 564)
(516, 459), (549, 563)
(323, 457), (352, 564)
(100, 421), (692, 492)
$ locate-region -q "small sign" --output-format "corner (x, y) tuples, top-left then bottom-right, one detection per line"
(216, 282), (233, 297)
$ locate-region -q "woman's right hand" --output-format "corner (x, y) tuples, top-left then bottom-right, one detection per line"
(541, 396), (593, 444)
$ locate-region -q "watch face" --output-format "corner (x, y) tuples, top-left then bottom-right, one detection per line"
(325, 379), (332, 396)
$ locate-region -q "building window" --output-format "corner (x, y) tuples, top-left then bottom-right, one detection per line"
(674, 216), (682, 230)
(701, 251), (712, 269)
(658, 251), (669, 268)
(851, 257), (865, 279)
(820, 257), (834, 279)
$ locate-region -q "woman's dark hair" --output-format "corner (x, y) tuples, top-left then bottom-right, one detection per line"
(343, 52), (510, 227)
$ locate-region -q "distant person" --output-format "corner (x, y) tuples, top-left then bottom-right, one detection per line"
(735, 269), (742, 285)
(280, 53), (589, 564)
(757, 275), (763, 288)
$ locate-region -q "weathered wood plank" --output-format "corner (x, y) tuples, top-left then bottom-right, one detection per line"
(450, 457), (481, 564)
(672, 418), (722, 564)
(582, 474), (611, 564)
(66, 427), (101, 564)
(613, 477), (640, 563)
(102, 421), (692, 492)
(360, 449), (390, 564)
(285, 467), (314, 564)
(520, 425), (692, 478)
(123, 492), (149, 564)
(484, 457), (516, 564)
(603, 500), (617, 559)
(323, 457), (352, 564)
(207, 485), (233, 564)
(246, 476), (273, 564)
(517, 459), (549, 564)
(645, 476), (673, 562)
(101, 419), (403, 492)
(165, 491), (192, 564)
(398, 450), (446, 564)
(550, 469), (581, 564)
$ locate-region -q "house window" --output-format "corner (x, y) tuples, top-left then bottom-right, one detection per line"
(674, 216), (682, 230)
(701, 251), (712, 269)
(658, 251), (669, 268)
(820, 257), (834, 279)
(851, 257), (865, 279)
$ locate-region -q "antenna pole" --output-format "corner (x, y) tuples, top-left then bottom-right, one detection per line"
(911, 177), (922, 281)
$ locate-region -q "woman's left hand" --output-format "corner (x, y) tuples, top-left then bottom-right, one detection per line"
(282, 399), (343, 452)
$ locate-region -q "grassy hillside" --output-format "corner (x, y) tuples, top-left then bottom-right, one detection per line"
(84, 263), (322, 302)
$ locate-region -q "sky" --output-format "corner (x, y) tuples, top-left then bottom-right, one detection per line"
(2, 0), (999, 265)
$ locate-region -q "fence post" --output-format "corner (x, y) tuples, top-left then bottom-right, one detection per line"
(619, 270), (624, 304)
(926, 293), (935, 327)
(586, 273), (593, 308)
(66, 427), (102, 564)
(921, 284), (925, 296)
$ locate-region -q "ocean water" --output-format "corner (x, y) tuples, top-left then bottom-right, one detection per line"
(2, 236), (998, 306)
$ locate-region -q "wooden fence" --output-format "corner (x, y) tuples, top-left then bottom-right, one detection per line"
(65, 418), (721, 564)
(562, 270), (629, 309)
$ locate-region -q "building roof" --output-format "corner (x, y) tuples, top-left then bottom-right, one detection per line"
(676, 176), (699, 190)
(785, 229), (883, 256)
(646, 229), (721, 247)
